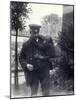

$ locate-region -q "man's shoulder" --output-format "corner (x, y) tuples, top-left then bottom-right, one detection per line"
(22, 38), (31, 48)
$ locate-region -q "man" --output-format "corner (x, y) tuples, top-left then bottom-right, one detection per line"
(19, 24), (55, 96)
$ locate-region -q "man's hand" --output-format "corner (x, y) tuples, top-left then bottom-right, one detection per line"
(26, 64), (34, 71)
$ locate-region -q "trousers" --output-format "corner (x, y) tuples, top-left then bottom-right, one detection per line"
(25, 68), (50, 96)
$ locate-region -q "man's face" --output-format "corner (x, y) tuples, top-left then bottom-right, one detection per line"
(30, 28), (39, 36)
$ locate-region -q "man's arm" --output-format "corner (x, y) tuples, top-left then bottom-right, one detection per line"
(19, 41), (34, 71)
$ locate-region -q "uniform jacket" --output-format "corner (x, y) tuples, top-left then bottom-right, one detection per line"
(19, 35), (55, 85)
(19, 35), (55, 71)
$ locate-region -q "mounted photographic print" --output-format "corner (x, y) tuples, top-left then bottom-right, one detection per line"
(10, 1), (74, 99)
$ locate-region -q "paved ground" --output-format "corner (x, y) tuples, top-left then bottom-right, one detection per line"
(11, 72), (73, 98)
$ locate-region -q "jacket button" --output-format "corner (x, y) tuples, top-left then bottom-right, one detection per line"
(30, 58), (32, 60)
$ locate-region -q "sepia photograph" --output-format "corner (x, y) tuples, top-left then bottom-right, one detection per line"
(10, 1), (74, 99)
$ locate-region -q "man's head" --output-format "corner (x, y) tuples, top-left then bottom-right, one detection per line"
(29, 24), (41, 36)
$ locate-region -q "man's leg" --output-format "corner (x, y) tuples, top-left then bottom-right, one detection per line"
(30, 73), (39, 96)
(40, 71), (50, 96)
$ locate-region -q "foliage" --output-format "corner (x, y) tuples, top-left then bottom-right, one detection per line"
(57, 24), (74, 79)
(10, 1), (31, 31)
(58, 24), (74, 53)
(40, 14), (62, 39)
